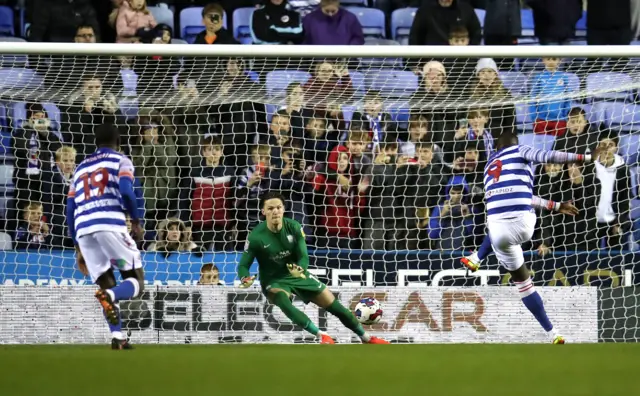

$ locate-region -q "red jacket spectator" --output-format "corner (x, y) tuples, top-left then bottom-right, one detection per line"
(313, 145), (362, 237)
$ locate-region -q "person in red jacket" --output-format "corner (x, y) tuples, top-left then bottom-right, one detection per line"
(313, 145), (362, 249)
(179, 136), (235, 251)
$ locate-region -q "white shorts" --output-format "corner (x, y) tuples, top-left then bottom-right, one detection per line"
(487, 212), (536, 272)
(77, 231), (142, 283)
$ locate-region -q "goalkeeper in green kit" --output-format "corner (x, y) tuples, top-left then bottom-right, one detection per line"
(237, 191), (389, 344)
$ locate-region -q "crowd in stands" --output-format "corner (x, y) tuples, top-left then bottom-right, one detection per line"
(0, 0), (637, 254)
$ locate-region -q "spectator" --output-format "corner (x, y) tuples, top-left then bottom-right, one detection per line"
(263, 110), (292, 149)
(412, 61), (454, 145)
(470, 58), (516, 137)
(344, 126), (373, 187)
(303, 60), (355, 110)
(530, 57), (571, 137)
(133, 25), (182, 97)
(218, 58), (262, 101)
(302, 0), (364, 45)
(277, 0), (321, 17)
(399, 115), (429, 158)
(179, 136), (235, 251)
(449, 143), (485, 221)
(235, 144), (276, 242)
(42, 146), (77, 249)
(553, 107), (600, 154)
(15, 202), (52, 250)
(12, 103), (63, 208)
(131, 109), (179, 229)
(301, 112), (340, 165)
(593, 138), (632, 249)
(587, 0), (632, 46)
(443, 25), (476, 97)
(534, 163), (566, 255)
(409, 0), (481, 46)
(428, 176), (475, 251)
(29, 0), (100, 43)
(526, 0), (582, 45)
(61, 75), (120, 162)
(479, 0), (521, 48)
(313, 145), (361, 248)
(354, 90), (396, 154)
(115, 0), (157, 43)
(273, 145), (313, 232)
(282, 83), (308, 140)
(148, 218), (198, 253)
(194, 3), (238, 44)
(198, 263), (225, 285)
(251, 0), (304, 44)
(453, 109), (494, 160)
(75, 24), (98, 43)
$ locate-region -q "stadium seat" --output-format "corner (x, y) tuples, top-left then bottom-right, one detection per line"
(586, 72), (633, 101)
(385, 101), (410, 126)
(605, 103), (640, 132)
(170, 38), (188, 44)
(0, 103), (10, 157)
(233, 7), (254, 43)
(521, 9), (534, 37)
(515, 103), (534, 131)
(341, 105), (356, 124)
(475, 9), (486, 30)
(390, 8), (416, 43)
(349, 70), (365, 98)
(265, 70), (311, 97)
(0, 163), (12, 188)
(365, 69), (418, 98)
(518, 133), (555, 151)
(265, 103), (278, 122)
(499, 71), (528, 97)
(0, 37), (27, 67)
(180, 7), (227, 43)
(619, 134), (640, 165)
(0, 232), (11, 250)
(0, 6), (14, 36)
(0, 68), (43, 89)
(119, 98), (139, 120)
(346, 7), (386, 38)
(10, 102), (61, 131)
(575, 10), (587, 36)
(148, 6), (175, 32)
(247, 70), (259, 83)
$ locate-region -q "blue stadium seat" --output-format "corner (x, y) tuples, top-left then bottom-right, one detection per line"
(499, 71), (528, 97)
(605, 103), (640, 132)
(515, 103), (534, 131)
(265, 70), (311, 97)
(180, 7), (227, 43)
(10, 102), (61, 131)
(171, 38), (188, 44)
(233, 7), (254, 44)
(0, 68), (43, 89)
(247, 70), (259, 83)
(619, 134), (640, 165)
(0, 37), (27, 67)
(586, 102), (614, 127)
(342, 105), (356, 125)
(575, 10), (587, 36)
(518, 133), (555, 151)
(390, 8), (416, 43)
(521, 9), (534, 37)
(385, 101), (410, 127)
(0, 103), (10, 157)
(148, 5), (175, 32)
(121, 69), (138, 96)
(349, 70), (365, 98)
(266, 103), (278, 122)
(586, 72), (633, 101)
(475, 9), (486, 30)
(346, 7), (386, 38)
(365, 69), (418, 98)
(0, 6), (14, 36)
(119, 98), (139, 120)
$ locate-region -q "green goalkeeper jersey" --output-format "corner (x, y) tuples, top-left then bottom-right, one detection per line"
(237, 217), (309, 285)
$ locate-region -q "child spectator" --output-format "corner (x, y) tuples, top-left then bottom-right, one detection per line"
(534, 163), (566, 255)
(198, 263), (225, 285)
(399, 115), (429, 158)
(273, 145), (313, 232)
(179, 136), (235, 251)
(470, 58), (516, 137)
(193, 3), (238, 44)
(43, 146), (76, 248)
(148, 218), (198, 254)
(115, 0), (157, 43)
(313, 146), (361, 248)
(353, 90), (396, 153)
(412, 61), (454, 143)
(553, 107), (600, 154)
(530, 57), (571, 136)
(301, 112), (340, 165)
(444, 25), (475, 97)
(428, 176), (475, 251)
(453, 109), (494, 160)
(303, 60), (354, 110)
(302, 0), (364, 45)
(263, 110), (292, 147)
(283, 82), (307, 140)
(15, 202), (51, 250)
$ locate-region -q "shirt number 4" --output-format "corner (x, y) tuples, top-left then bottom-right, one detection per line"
(79, 168), (110, 200)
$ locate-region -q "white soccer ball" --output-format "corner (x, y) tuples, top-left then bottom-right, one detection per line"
(354, 297), (383, 325)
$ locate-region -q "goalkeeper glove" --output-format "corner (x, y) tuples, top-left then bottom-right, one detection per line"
(287, 264), (306, 279)
(239, 275), (256, 288)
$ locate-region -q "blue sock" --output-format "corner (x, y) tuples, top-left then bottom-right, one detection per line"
(110, 279), (139, 302)
(517, 278), (553, 332)
(477, 234), (493, 261)
(104, 306), (124, 339)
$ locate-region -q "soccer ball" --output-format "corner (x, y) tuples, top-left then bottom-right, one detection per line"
(354, 297), (383, 325)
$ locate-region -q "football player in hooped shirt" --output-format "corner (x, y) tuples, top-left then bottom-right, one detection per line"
(237, 191), (388, 344)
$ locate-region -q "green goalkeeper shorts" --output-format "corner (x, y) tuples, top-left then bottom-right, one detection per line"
(261, 273), (326, 304)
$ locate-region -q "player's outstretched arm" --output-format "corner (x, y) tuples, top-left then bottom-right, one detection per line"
(531, 196), (579, 216)
(519, 145), (593, 165)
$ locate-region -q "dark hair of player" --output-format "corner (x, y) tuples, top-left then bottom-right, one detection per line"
(95, 123), (120, 148)
(260, 191), (286, 209)
(496, 131), (518, 151)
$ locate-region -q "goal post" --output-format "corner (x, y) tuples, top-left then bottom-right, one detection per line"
(0, 43), (637, 344)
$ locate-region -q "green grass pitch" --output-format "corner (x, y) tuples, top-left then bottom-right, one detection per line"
(1, 344), (637, 396)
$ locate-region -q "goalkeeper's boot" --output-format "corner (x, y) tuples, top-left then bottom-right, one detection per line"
(366, 336), (390, 344)
(460, 252), (481, 273)
(320, 334), (335, 344)
(111, 338), (134, 350)
(95, 289), (119, 325)
(552, 335), (566, 345)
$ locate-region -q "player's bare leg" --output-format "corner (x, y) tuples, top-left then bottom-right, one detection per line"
(267, 288), (334, 344)
(510, 265), (564, 344)
(311, 289), (389, 344)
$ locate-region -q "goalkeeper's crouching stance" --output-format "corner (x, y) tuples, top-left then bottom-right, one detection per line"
(237, 191), (388, 344)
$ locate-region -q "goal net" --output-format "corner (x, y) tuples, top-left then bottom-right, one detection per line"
(0, 44), (637, 344)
